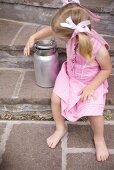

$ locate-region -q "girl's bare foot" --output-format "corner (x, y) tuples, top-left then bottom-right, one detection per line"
(47, 128), (67, 148)
(94, 137), (109, 161)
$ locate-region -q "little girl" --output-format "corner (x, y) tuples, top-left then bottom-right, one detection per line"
(24, 0), (112, 162)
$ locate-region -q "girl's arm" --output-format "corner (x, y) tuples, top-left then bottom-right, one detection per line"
(24, 26), (53, 56)
(30, 26), (53, 41)
(79, 46), (112, 102)
(88, 46), (112, 89)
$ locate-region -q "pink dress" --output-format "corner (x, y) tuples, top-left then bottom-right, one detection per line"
(53, 30), (110, 122)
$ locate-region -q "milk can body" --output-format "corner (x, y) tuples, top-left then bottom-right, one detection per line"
(34, 40), (59, 88)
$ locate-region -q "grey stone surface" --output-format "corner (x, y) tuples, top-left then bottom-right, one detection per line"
(18, 71), (52, 104)
(0, 121), (114, 170)
(67, 125), (94, 148)
(0, 104), (114, 120)
(0, 52), (113, 105)
(67, 153), (114, 170)
(0, 123), (6, 141)
(0, 20), (22, 46)
(0, 104), (51, 113)
(94, 20), (114, 37)
(67, 124), (114, 148)
(0, 1), (114, 27)
(112, 57), (114, 74)
(104, 36), (114, 52)
(107, 75), (114, 105)
(0, 104), (52, 120)
(0, 3), (57, 25)
(0, 50), (66, 69)
(0, 70), (21, 99)
(0, 0), (113, 9)
(0, 51), (34, 68)
(0, 123), (62, 170)
(0, 18), (114, 52)
(0, 0), (61, 8)
(105, 125), (114, 149)
(0, 70), (113, 105)
(14, 24), (40, 46)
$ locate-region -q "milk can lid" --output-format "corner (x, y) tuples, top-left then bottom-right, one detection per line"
(35, 40), (56, 50)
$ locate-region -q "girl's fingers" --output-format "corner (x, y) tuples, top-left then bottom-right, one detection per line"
(24, 47), (27, 56)
(92, 94), (96, 100)
(83, 95), (88, 102)
(80, 94), (84, 102)
(24, 38), (35, 56)
(78, 90), (82, 96)
(80, 94), (93, 102)
(87, 96), (92, 101)
(24, 46), (30, 56)
(24, 46), (28, 56)
(27, 46), (29, 56)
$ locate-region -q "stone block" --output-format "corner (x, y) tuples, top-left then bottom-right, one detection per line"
(0, 123), (62, 170)
(67, 124), (114, 148)
(107, 75), (114, 104)
(0, 70), (21, 99)
(67, 124), (94, 148)
(0, 123), (6, 141)
(0, 51), (34, 68)
(0, 1), (113, 27)
(103, 36), (114, 52)
(18, 71), (52, 104)
(0, 3), (57, 25)
(67, 153), (114, 170)
(0, 20), (22, 47)
(14, 24), (41, 46)
(0, 0), (113, 9)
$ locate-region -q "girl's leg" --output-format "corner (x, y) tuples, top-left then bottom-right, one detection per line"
(47, 92), (67, 148)
(88, 115), (109, 161)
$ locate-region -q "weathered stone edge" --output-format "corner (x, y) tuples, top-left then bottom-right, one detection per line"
(0, 1), (113, 13)
(0, 104), (113, 121)
(0, 97), (113, 105)
(0, 45), (114, 57)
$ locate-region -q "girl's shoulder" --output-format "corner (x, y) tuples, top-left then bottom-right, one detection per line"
(90, 29), (110, 55)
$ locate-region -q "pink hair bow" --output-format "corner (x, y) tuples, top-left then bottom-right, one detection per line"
(61, 0), (80, 6)
(60, 16), (91, 35)
(60, 16), (91, 57)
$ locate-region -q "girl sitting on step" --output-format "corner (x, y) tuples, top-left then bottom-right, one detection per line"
(24, 0), (112, 162)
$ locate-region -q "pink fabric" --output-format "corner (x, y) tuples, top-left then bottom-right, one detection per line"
(53, 30), (109, 122)
(60, 17), (91, 33)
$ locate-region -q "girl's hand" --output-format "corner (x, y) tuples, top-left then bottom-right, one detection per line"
(24, 37), (35, 56)
(78, 85), (95, 102)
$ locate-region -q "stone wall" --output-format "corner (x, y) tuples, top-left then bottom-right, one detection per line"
(0, 0), (114, 36)
(0, 0), (114, 9)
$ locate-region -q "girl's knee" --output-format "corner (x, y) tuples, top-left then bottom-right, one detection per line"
(51, 93), (61, 105)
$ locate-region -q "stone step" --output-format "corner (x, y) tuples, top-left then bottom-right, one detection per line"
(0, 104), (114, 121)
(0, 19), (114, 120)
(0, 19), (114, 55)
(0, 0), (114, 11)
(0, 0), (114, 35)
(0, 66), (114, 104)
(0, 121), (114, 170)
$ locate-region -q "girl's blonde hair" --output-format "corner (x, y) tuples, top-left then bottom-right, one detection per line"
(51, 3), (93, 59)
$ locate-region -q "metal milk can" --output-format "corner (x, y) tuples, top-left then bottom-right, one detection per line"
(34, 40), (60, 88)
